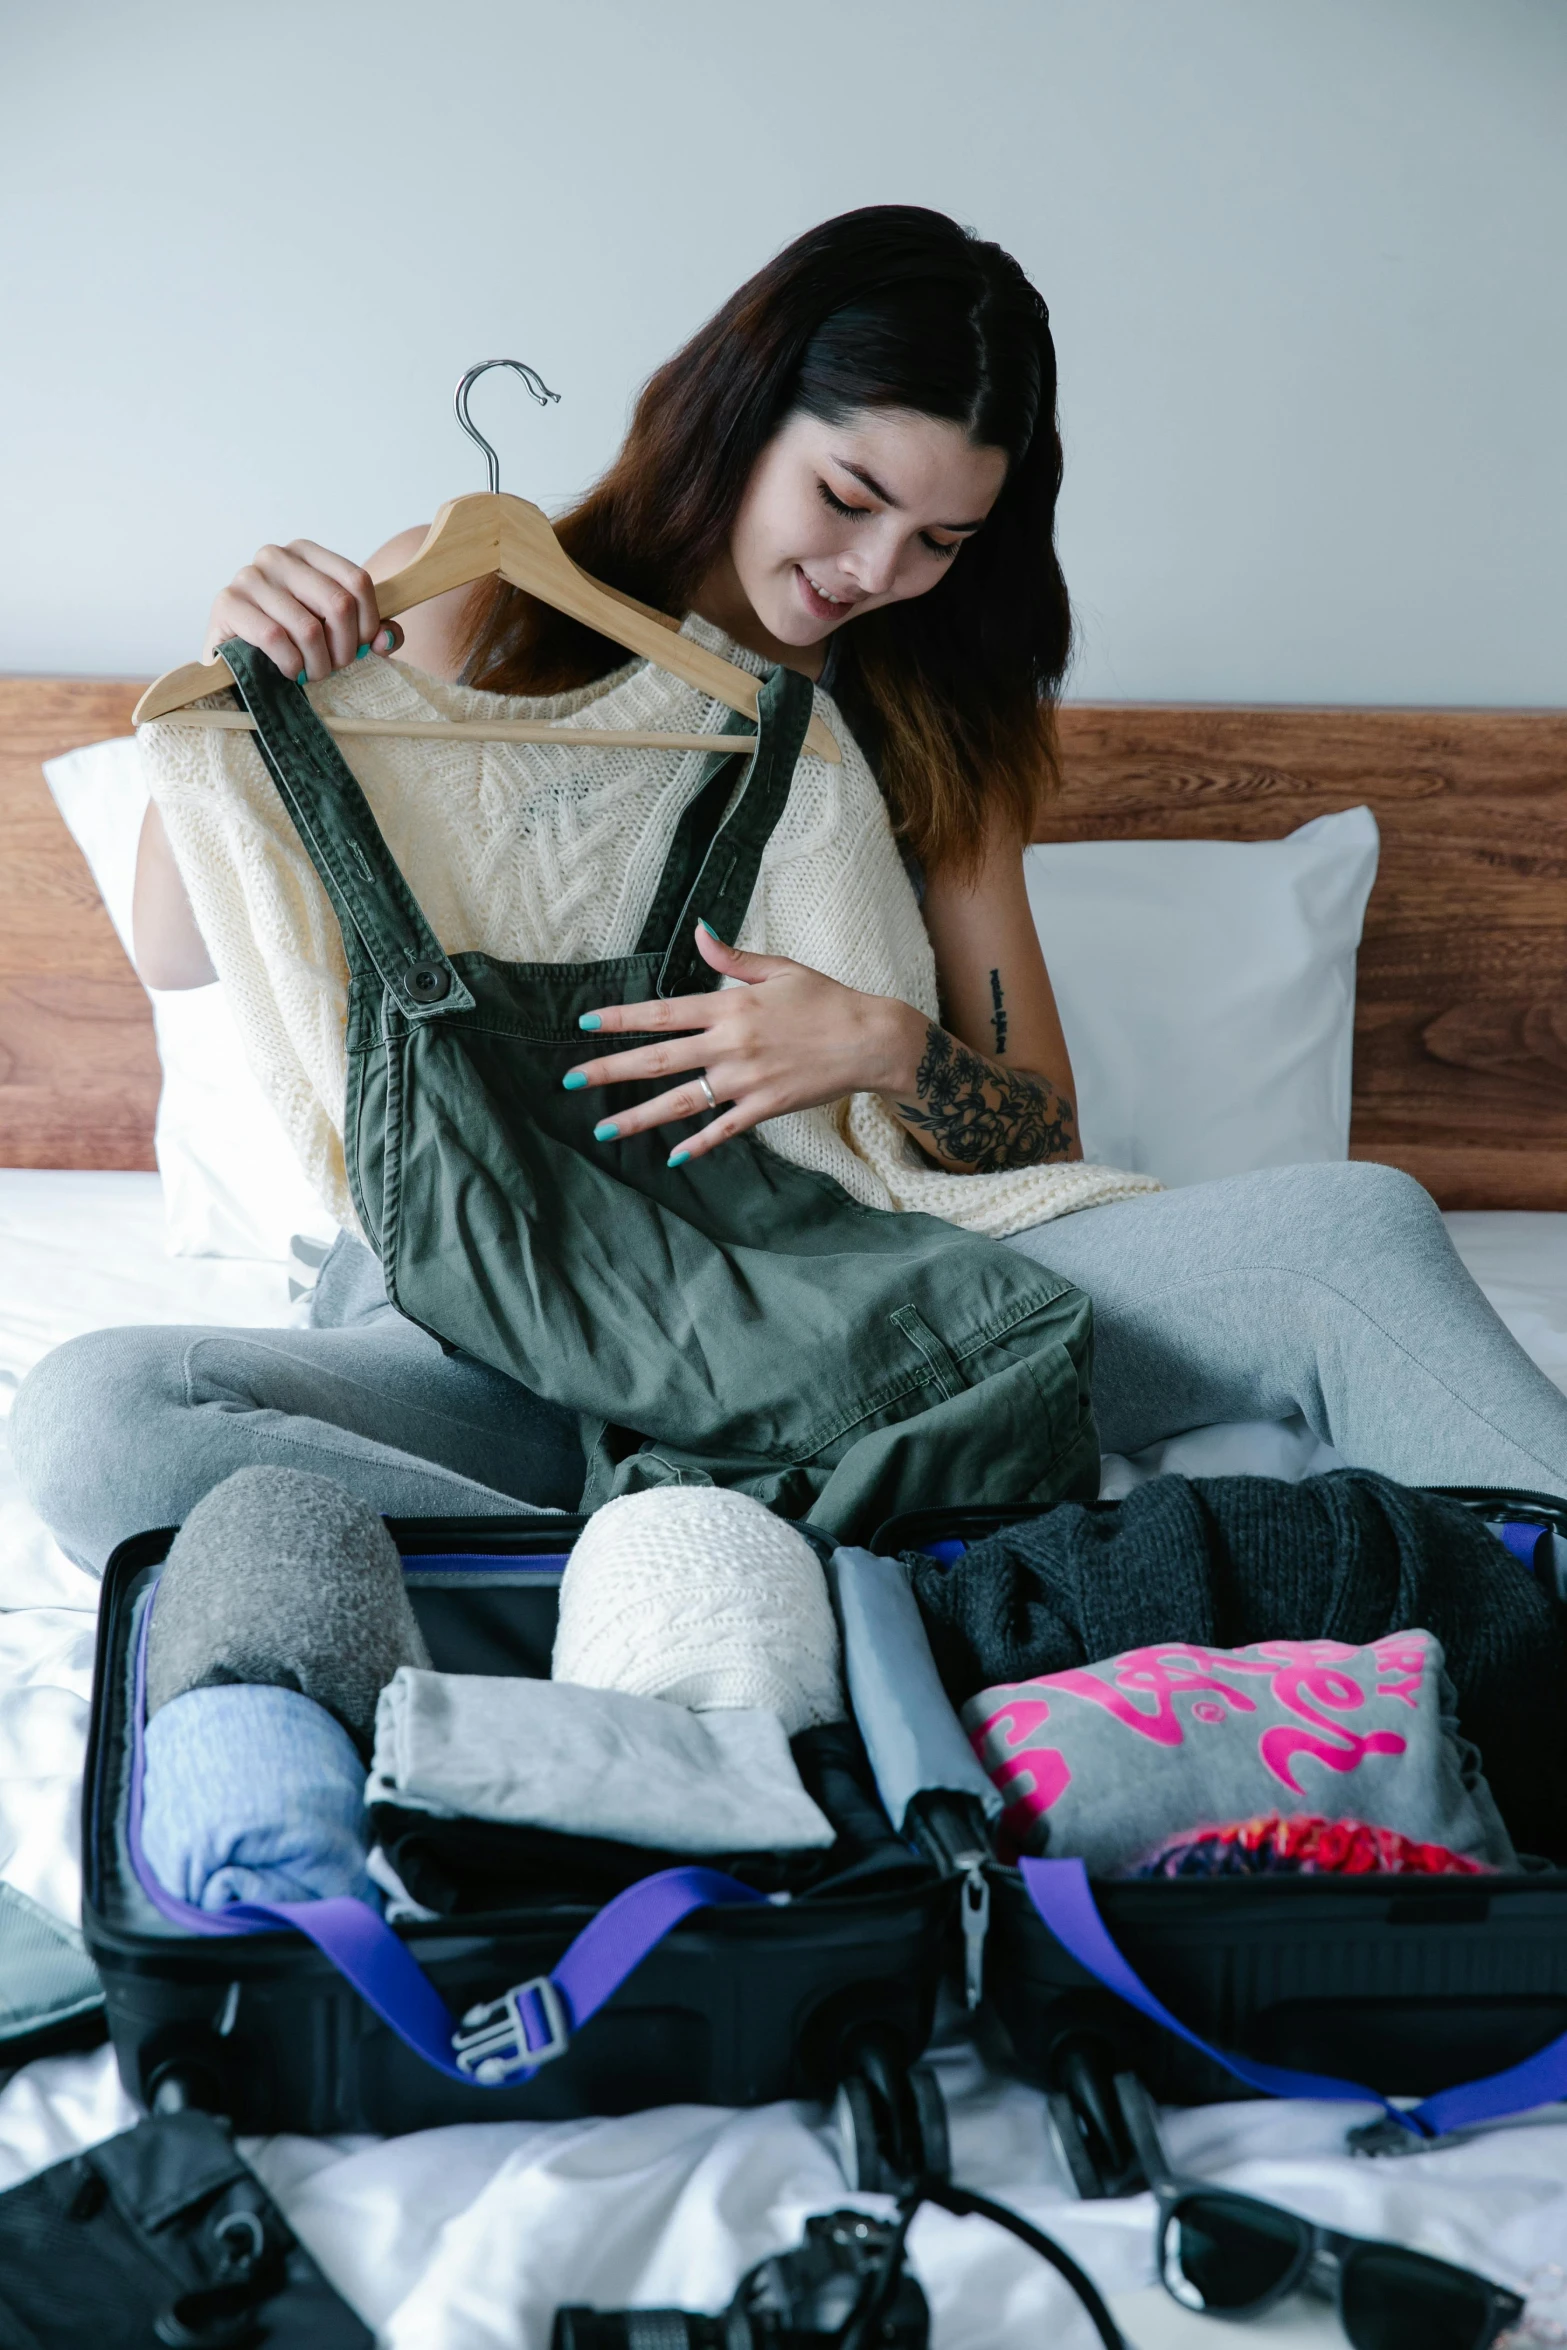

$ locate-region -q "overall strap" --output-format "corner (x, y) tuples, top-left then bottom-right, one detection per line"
(220, 641), (473, 1022)
(650, 664), (814, 999)
(630, 747), (749, 962)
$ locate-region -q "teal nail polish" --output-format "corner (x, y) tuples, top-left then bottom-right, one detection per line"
(561, 1070), (588, 1092)
(356, 643), (370, 659)
(697, 918), (724, 943)
(595, 1121), (619, 1143)
(668, 1148), (690, 1168)
(578, 1012), (602, 1032)
(296, 669), (308, 687)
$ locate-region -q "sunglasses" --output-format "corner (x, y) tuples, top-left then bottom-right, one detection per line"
(1113, 2075), (1525, 2350)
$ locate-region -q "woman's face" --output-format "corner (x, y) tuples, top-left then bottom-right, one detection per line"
(727, 406), (1009, 650)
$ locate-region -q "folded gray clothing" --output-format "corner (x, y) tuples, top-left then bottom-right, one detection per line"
(963, 1627), (1518, 1877)
(146, 1466), (430, 1752)
(141, 1684), (376, 1910)
(368, 1670), (836, 1853)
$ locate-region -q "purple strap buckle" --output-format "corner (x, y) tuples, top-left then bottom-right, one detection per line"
(453, 1974), (571, 2083)
(125, 1577), (768, 2088)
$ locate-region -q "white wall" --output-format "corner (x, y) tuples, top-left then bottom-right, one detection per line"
(3, 0), (1563, 702)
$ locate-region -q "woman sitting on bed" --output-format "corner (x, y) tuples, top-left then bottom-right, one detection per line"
(16, 204), (1567, 1569)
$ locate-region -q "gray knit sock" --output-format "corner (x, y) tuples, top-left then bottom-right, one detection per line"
(146, 1466), (431, 1752)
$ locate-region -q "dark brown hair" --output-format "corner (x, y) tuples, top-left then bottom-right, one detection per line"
(461, 205), (1070, 877)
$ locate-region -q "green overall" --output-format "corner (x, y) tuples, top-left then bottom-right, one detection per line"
(222, 642), (1098, 1541)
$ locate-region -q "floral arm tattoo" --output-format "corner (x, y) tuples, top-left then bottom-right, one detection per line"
(894, 1023), (1078, 1172)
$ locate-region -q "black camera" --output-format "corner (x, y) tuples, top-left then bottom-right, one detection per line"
(550, 2208), (929, 2348)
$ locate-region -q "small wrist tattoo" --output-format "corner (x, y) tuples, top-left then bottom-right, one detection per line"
(988, 967), (1008, 1057)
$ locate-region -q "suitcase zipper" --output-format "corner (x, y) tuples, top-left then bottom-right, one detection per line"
(959, 1860), (991, 2010)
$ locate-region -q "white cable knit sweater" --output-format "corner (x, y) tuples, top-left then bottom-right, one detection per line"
(138, 617), (1157, 1241)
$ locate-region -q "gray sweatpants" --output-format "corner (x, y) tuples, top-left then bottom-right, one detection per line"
(14, 1160), (1567, 1573)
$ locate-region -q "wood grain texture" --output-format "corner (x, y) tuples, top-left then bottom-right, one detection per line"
(1049, 704), (1567, 1209)
(0, 678), (157, 1168)
(3, 682), (1566, 1203)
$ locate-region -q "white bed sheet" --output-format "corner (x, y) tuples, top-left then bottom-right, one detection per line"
(2, 1171), (1566, 2347)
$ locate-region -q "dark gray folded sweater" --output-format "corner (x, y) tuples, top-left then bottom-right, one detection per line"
(910, 1470), (1567, 1861)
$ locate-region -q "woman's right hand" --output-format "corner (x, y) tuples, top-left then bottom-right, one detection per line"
(203, 540), (404, 680)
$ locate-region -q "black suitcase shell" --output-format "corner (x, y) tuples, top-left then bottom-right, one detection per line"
(83, 1517), (952, 2136)
(874, 1489), (1567, 2105)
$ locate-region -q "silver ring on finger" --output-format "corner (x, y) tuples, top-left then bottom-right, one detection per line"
(696, 1072), (718, 1114)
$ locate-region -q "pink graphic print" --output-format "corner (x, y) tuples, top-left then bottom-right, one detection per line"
(1038, 1649), (1268, 1746)
(1251, 1648), (1408, 1796)
(1371, 1634), (1427, 1710)
(968, 1633), (1430, 1814)
(969, 1693), (1072, 1844)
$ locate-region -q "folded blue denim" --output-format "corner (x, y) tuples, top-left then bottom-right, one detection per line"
(141, 1683), (375, 1910)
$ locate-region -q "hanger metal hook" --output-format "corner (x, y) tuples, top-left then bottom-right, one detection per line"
(453, 359), (561, 493)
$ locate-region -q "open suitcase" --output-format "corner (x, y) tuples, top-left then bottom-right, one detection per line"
(82, 1513), (963, 2144)
(867, 1486), (1567, 2149)
(83, 1481), (1567, 2171)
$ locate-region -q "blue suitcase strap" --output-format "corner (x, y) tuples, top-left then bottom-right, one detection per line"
(205, 1867), (768, 2087)
(1487, 1517), (1554, 1575)
(1021, 1856), (1567, 2141)
(125, 1581), (766, 2086)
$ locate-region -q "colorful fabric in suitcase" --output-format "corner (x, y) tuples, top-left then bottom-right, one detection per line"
(848, 1487), (1567, 2119)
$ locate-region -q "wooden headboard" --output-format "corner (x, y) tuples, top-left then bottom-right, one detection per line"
(4, 680), (1566, 1207)
(0, 678), (156, 1169)
(1049, 706), (1567, 1210)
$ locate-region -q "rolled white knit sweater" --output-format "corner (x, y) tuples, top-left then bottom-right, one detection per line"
(138, 615), (1156, 1241)
(552, 1486), (844, 1735)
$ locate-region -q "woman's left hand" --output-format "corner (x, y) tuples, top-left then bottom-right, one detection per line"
(564, 924), (922, 1165)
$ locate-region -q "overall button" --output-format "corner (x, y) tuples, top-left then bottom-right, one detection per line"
(405, 963), (452, 1004)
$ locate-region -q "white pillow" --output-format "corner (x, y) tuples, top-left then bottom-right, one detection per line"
(1024, 806), (1380, 1189)
(43, 738), (338, 1262)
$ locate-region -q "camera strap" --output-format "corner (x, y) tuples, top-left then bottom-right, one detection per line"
(891, 2178), (1126, 2350)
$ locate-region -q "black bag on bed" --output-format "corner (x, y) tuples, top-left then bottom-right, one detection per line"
(863, 1484), (1567, 2137)
(81, 1516), (957, 2139)
(0, 2108), (371, 2348)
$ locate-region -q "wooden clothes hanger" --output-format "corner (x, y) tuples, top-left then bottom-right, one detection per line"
(133, 359), (840, 764)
